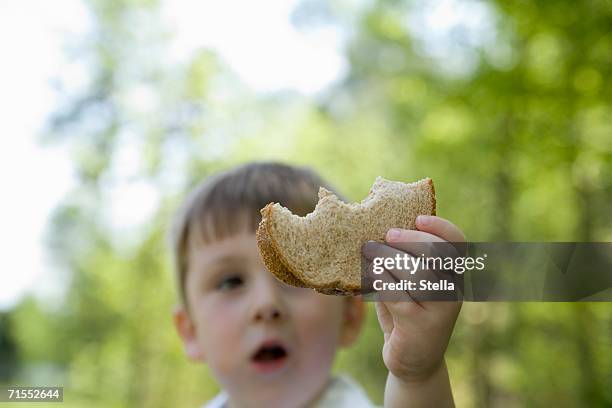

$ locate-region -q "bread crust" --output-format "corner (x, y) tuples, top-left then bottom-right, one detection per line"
(256, 205), (308, 288)
(427, 178), (437, 216)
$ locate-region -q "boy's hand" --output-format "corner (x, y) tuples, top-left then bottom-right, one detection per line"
(362, 215), (464, 406)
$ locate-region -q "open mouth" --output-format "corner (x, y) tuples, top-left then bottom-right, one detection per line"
(252, 344), (287, 361)
(251, 342), (289, 373)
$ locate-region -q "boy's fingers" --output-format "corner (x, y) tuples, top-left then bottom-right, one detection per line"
(385, 228), (461, 257)
(383, 216), (467, 257)
(374, 302), (393, 338)
(386, 228), (444, 244)
(415, 215), (466, 243)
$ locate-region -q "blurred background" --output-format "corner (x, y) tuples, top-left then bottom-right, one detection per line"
(1, 0), (611, 406)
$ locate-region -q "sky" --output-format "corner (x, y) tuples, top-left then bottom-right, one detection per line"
(0, 1), (84, 309)
(0, 0), (492, 310)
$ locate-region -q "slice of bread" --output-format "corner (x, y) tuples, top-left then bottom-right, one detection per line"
(256, 177), (436, 295)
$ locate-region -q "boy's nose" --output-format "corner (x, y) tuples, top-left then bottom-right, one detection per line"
(254, 305), (282, 322)
(251, 274), (288, 323)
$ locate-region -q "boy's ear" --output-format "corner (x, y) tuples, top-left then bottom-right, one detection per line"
(173, 305), (205, 362)
(339, 296), (366, 347)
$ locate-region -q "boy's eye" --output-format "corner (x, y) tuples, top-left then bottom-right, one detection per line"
(217, 274), (244, 291)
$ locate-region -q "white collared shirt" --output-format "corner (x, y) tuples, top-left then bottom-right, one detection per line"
(202, 375), (378, 408)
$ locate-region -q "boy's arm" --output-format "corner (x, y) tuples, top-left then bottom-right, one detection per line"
(385, 362), (454, 408)
(362, 215), (464, 408)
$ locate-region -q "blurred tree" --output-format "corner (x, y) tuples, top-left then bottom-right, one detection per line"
(0, 312), (19, 382)
(5, 0), (610, 406)
(32, 0), (228, 405)
(294, 0), (612, 406)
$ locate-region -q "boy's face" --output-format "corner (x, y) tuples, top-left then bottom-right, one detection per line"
(174, 227), (364, 408)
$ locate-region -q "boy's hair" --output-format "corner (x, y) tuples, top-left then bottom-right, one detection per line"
(170, 162), (344, 306)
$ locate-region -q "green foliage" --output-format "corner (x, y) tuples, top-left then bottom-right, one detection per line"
(4, 0), (612, 406)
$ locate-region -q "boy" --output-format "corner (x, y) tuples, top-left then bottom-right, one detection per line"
(171, 162), (463, 407)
